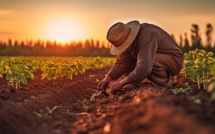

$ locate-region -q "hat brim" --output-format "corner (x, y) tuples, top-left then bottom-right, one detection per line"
(110, 20), (140, 55)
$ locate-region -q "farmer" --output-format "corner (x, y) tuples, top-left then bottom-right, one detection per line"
(97, 20), (184, 94)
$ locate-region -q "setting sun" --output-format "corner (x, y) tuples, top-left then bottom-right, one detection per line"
(43, 18), (87, 44)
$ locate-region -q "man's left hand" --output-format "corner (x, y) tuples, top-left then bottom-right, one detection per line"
(110, 81), (123, 94)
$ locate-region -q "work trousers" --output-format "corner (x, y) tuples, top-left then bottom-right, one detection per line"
(125, 53), (184, 87)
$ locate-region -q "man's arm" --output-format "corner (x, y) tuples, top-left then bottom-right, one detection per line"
(107, 50), (133, 81)
(126, 30), (159, 83)
(97, 50), (132, 91)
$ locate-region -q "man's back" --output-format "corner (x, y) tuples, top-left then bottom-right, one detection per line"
(138, 23), (183, 58)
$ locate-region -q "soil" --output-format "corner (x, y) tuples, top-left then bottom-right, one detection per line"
(1, 67), (215, 134)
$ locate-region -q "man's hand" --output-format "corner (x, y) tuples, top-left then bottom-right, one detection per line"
(110, 82), (123, 94)
(97, 75), (112, 91)
(110, 77), (129, 94)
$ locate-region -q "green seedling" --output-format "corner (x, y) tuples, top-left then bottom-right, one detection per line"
(173, 88), (190, 94)
(46, 107), (53, 114)
(33, 107), (53, 118)
(194, 99), (202, 104)
(33, 112), (42, 118)
(184, 82), (189, 87)
(173, 82), (192, 94)
(78, 99), (89, 110)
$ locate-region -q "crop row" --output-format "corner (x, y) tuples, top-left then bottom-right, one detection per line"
(2, 49), (215, 99)
(0, 57), (115, 90)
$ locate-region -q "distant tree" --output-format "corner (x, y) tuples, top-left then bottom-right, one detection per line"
(89, 39), (96, 53)
(0, 38), (113, 56)
(96, 40), (100, 48)
(32, 39), (45, 56)
(46, 40), (52, 48)
(3, 42), (7, 46)
(68, 41), (75, 52)
(101, 42), (106, 48)
(75, 41), (84, 56)
(90, 40), (100, 56)
(90, 39), (95, 48)
(171, 34), (176, 41)
(95, 40), (100, 52)
(84, 39), (90, 48)
(101, 41), (105, 48)
(0, 41), (2, 50)
(205, 23), (213, 52)
(14, 40), (18, 46)
(41, 40), (45, 47)
(29, 40), (33, 47)
(183, 32), (190, 53)
(25, 40), (28, 46)
(0, 41), (6, 50)
(8, 39), (12, 47)
(179, 34), (183, 49)
(191, 24), (202, 50)
(20, 41), (25, 48)
(53, 40), (57, 47)
(107, 42), (111, 48)
(64, 42), (69, 48)
(2, 42), (7, 50)
(76, 41), (83, 49)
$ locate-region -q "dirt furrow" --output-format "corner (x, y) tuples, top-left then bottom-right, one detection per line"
(0, 67), (111, 134)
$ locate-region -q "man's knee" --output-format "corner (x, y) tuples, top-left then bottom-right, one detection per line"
(147, 62), (171, 87)
(148, 71), (171, 87)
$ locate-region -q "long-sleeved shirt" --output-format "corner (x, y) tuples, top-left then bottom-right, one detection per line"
(108, 23), (183, 83)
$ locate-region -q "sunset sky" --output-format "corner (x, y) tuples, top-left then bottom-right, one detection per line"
(0, 0), (215, 45)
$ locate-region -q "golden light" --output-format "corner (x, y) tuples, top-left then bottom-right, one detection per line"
(43, 18), (87, 44)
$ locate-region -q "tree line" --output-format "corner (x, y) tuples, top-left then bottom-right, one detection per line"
(0, 23), (214, 56)
(0, 39), (113, 57)
(172, 23), (214, 53)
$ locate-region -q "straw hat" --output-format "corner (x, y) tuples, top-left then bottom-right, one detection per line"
(107, 20), (140, 55)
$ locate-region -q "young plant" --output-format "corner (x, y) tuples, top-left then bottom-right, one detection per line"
(33, 107), (53, 118)
(33, 112), (42, 118)
(89, 57), (104, 70)
(0, 61), (5, 78)
(207, 64), (215, 99)
(194, 99), (202, 104)
(78, 99), (89, 110)
(183, 49), (214, 89)
(6, 64), (34, 90)
(41, 63), (58, 80)
(173, 82), (192, 94)
(0, 58), (35, 90)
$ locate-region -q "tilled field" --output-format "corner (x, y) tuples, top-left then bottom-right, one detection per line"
(0, 67), (215, 134)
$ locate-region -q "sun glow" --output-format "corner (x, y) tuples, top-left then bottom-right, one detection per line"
(43, 18), (87, 44)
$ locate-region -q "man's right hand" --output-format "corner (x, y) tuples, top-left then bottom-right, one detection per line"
(97, 75), (112, 91)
